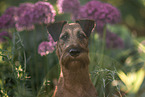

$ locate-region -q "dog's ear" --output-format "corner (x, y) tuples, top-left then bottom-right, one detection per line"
(76, 20), (96, 37)
(47, 21), (67, 41)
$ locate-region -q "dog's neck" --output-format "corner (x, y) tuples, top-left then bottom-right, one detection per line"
(59, 65), (92, 89)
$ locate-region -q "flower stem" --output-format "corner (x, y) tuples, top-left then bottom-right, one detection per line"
(99, 24), (107, 66)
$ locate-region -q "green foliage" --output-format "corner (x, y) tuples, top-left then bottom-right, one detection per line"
(88, 25), (145, 97)
(0, 0), (145, 97)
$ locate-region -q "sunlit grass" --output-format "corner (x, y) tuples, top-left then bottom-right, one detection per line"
(119, 68), (144, 94)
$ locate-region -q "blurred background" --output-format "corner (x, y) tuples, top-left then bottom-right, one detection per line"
(0, 0), (145, 97)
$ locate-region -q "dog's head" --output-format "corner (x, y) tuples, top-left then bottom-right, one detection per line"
(47, 20), (95, 71)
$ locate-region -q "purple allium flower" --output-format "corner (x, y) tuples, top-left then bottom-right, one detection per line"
(4, 6), (17, 15)
(0, 7), (17, 29)
(33, 1), (56, 24)
(16, 3), (34, 18)
(105, 31), (124, 49)
(15, 3), (35, 31)
(74, 0), (121, 32)
(15, 2), (56, 31)
(38, 34), (57, 56)
(0, 2), (56, 31)
(0, 31), (11, 43)
(57, 0), (80, 14)
(38, 41), (54, 56)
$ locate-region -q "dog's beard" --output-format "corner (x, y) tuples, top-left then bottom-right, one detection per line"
(60, 50), (89, 71)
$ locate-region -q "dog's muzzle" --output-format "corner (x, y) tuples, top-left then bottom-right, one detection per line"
(69, 48), (81, 57)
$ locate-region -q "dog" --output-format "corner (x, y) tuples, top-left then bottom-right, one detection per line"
(47, 20), (97, 97)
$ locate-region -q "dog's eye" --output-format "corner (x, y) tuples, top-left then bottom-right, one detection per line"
(61, 33), (69, 41)
(77, 31), (86, 39)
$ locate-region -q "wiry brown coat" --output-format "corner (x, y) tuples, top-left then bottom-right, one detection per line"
(47, 20), (97, 97)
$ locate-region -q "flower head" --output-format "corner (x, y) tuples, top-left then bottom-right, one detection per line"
(16, 3), (34, 17)
(0, 7), (17, 29)
(74, 0), (121, 32)
(15, 2), (56, 31)
(57, 0), (80, 14)
(4, 6), (17, 15)
(0, 31), (11, 43)
(105, 31), (124, 49)
(33, 1), (56, 24)
(15, 3), (34, 31)
(38, 34), (56, 56)
(38, 41), (54, 56)
(0, 2), (56, 31)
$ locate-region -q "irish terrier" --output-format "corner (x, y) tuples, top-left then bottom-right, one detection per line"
(47, 20), (97, 97)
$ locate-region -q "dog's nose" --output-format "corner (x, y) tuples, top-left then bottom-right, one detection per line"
(69, 48), (80, 57)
